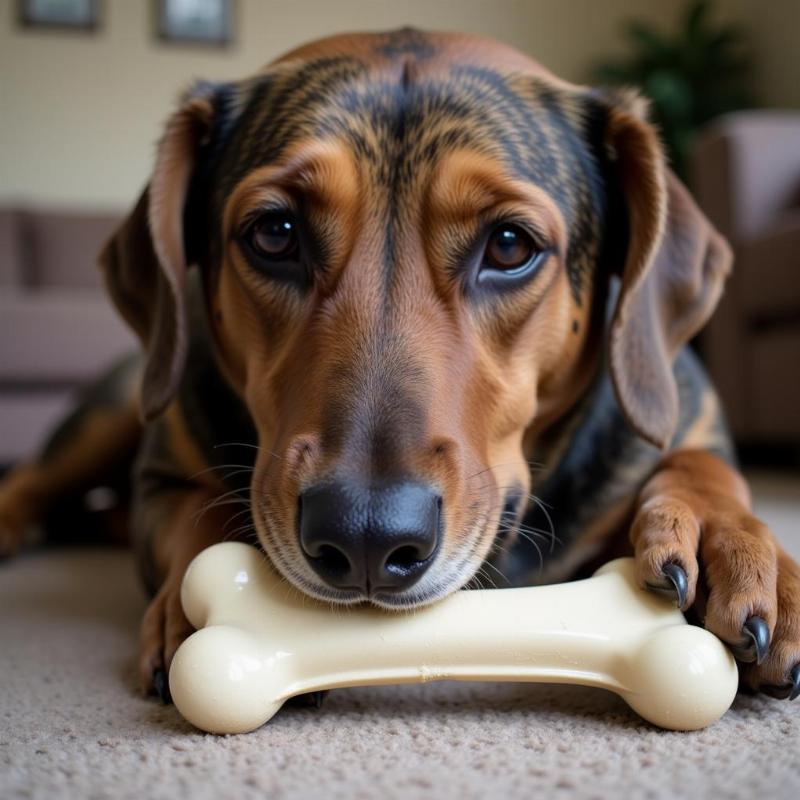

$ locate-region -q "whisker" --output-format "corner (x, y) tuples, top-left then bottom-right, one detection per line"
(480, 558), (510, 587)
(188, 462), (254, 481)
(221, 505), (255, 532)
(527, 493), (557, 553)
(191, 486), (251, 528)
(470, 483), (527, 496)
(464, 459), (546, 483)
(192, 496), (250, 521)
(223, 522), (259, 543)
(220, 467), (256, 482)
(213, 441), (285, 461)
(516, 530), (544, 574)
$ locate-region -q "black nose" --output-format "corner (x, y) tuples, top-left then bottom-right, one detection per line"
(299, 481), (441, 596)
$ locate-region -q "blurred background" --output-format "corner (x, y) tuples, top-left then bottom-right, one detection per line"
(1, 0), (798, 482)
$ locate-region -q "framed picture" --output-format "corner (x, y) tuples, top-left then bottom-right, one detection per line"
(18, 0), (99, 30)
(155, 0), (234, 47)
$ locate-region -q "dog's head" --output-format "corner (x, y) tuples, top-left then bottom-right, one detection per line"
(101, 29), (730, 606)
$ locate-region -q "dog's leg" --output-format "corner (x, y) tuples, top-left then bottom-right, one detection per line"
(630, 449), (800, 700)
(0, 401), (141, 557)
(136, 486), (232, 701)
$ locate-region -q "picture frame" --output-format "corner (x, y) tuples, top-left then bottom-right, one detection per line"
(155, 0), (234, 47)
(18, 0), (100, 31)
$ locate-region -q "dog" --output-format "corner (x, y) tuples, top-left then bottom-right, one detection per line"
(1, 28), (798, 705)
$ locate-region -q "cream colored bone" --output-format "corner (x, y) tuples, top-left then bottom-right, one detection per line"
(169, 542), (738, 734)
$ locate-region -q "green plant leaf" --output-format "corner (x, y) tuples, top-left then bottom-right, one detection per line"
(645, 70), (693, 120)
(685, 0), (711, 40)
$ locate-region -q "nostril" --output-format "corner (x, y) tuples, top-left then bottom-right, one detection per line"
(318, 544), (349, 572)
(314, 544), (351, 577)
(385, 545), (424, 572)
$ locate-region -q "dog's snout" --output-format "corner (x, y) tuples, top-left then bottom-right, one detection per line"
(299, 481), (441, 596)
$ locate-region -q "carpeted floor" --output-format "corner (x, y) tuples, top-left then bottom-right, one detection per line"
(1, 472), (799, 800)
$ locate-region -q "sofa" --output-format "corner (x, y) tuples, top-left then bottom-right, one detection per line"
(0, 208), (136, 465)
(691, 111), (800, 447)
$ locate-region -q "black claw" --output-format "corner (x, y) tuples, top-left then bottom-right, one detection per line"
(761, 665), (800, 701)
(731, 616), (770, 664)
(662, 563), (688, 610)
(744, 616), (770, 665)
(791, 664), (800, 702)
(287, 690), (328, 709)
(646, 562), (688, 610)
(152, 668), (172, 704)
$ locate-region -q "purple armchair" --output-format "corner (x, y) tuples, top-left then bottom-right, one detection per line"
(691, 111), (800, 445)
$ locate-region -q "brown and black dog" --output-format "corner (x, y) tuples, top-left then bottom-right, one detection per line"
(1, 29), (799, 705)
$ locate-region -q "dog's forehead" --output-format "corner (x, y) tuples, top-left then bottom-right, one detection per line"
(210, 29), (605, 298)
(271, 28), (562, 81)
(216, 29), (593, 196)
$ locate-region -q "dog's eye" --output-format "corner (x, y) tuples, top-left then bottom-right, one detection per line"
(247, 213), (299, 260)
(482, 224), (538, 272)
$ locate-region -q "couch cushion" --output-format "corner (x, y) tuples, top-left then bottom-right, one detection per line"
(0, 288), (137, 383)
(0, 209), (23, 286)
(0, 388), (78, 464)
(22, 211), (121, 288)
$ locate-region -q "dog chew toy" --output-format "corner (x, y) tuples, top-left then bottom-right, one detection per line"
(169, 542), (738, 734)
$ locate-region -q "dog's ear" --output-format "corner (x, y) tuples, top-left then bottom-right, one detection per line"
(100, 82), (224, 420)
(596, 90), (732, 449)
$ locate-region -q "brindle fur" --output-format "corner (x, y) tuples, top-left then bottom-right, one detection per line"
(1, 29), (798, 702)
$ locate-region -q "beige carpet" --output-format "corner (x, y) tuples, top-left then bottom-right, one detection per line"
(2, 472), (799, 800)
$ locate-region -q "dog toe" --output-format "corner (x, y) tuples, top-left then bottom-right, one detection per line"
(696, 511), (779, 666)
(761, 663), (800, 701)
(151, 666), (172, 704)
(740, 549), (800, 700)
(139, 581), (192, 700)
(0, 528), (19, 559)
(631, 496), (700, 612)
(0, 513), (26, 559)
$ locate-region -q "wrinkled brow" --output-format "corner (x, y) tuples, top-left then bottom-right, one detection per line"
(211, 58), (607, 298)
(222, 141), (361, 238)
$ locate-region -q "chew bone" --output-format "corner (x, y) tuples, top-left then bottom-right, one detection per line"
(169, 542), (738, 733)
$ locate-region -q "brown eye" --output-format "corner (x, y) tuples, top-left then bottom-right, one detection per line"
(247, 213), (298, 260)
(483, 224), (537, 271)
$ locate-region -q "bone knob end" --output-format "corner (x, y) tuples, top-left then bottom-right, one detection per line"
(620, 624), (738, 731)
(169, 626), (284, 734)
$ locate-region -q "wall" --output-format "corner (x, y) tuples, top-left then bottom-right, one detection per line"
(727, 0), (800, 110)
(1, 0), (797, 211)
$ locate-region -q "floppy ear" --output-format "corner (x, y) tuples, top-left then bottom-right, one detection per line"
(99, 84), (219, 420)
(600, 92), (732, 449)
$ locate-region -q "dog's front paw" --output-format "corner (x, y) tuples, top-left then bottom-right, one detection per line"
(0, 512), (26, 559)
(139, 579), (195, 703)
(631, 491), (800, 702)
(0, 470), (40, 558)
